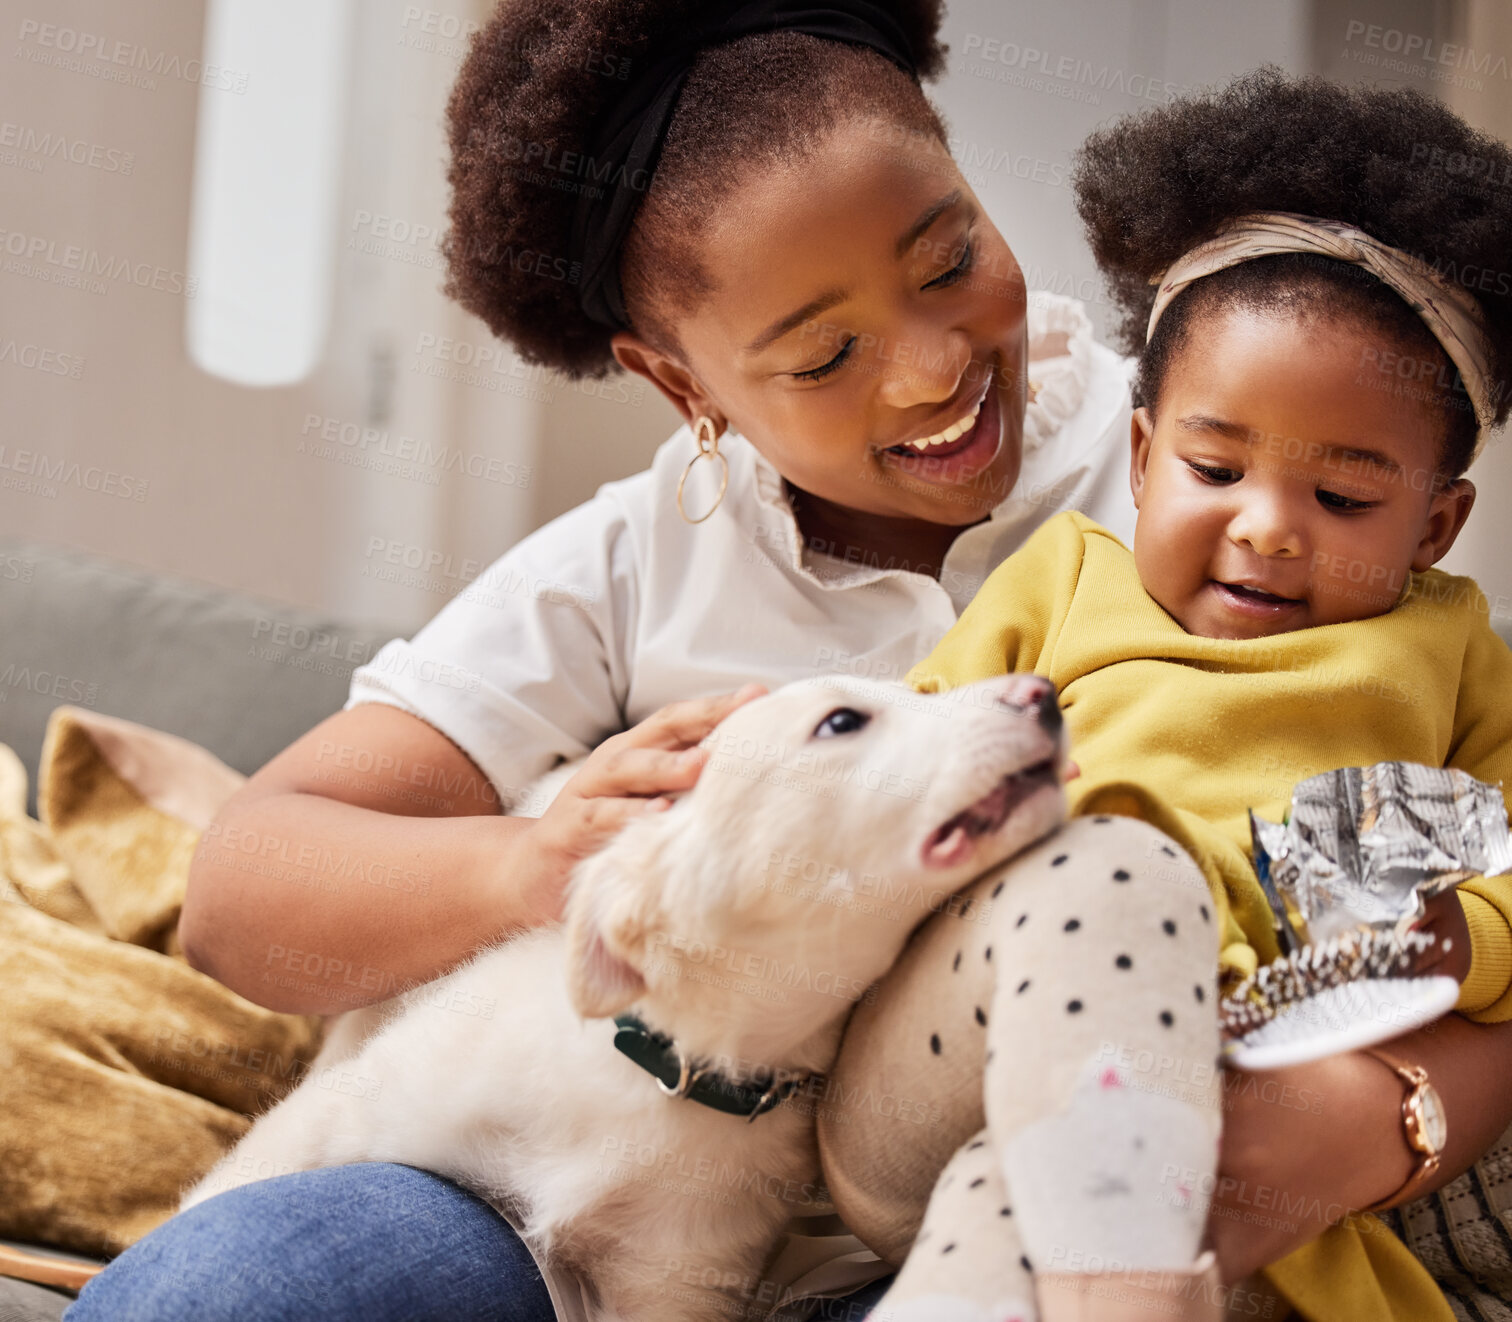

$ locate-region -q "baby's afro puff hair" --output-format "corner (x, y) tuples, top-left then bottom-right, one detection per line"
(1074, 67), (1512, 476)
(442, 0), (948, 379)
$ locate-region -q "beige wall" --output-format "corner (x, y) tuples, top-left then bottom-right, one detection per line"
(5, 0), (1511, 627)
(1437, 0), (1512, 614)
(0, 0), (547, 633)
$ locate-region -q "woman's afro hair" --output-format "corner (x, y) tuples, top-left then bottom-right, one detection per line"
(1074, 67), (1512, 476)
(443, 0), (948, 379)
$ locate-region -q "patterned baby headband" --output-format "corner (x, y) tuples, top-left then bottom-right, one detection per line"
(1146, 211), (1499, 457)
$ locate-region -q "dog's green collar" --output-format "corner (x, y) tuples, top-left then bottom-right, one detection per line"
(612, 1014), (808, 1123)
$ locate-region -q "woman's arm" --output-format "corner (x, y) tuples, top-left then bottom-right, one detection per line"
(180, 690), (761, 1014)
(180, 703), (527, 1013)
(1211, 1012), (1512, 1283)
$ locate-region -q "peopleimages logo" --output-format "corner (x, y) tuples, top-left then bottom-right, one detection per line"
(298, 413), (533, 489)
(0, 665), (98, 706)
(0, 228), (196, 297)
(0, 121), (134, 174)
(0, 445), (148, 500)
(0, 339), (83, 378)
(15, 19), (250, 92)
(1344, 19), (1512, 78)
(958, 33), (1190, 104)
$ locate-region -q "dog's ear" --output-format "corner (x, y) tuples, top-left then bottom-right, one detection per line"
(563, 843), (663, 1020)
(566, 914), (646, 1019)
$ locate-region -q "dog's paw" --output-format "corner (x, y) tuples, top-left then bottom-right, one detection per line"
(873, 1292), (1033, 1322)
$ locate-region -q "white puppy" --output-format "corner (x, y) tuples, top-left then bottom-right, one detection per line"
(182, 674), (1069, 1321)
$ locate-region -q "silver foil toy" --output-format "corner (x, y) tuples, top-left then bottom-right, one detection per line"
(1223, 762), (1512, 1070)
(1251, 762), (1512, 947)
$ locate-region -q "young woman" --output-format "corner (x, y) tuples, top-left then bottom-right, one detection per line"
(65, 6), (1512, 1321)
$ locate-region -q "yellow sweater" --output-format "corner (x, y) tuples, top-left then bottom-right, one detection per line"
(908, 511), (1512, 1322)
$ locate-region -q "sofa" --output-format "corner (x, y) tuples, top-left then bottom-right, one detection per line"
(0, 537), (401, 1320)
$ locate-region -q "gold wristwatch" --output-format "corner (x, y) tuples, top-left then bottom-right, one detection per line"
(1360, 1046), (1447, 1213)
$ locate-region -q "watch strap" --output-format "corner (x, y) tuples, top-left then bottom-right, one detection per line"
(1360, 1046), (1444, 1214)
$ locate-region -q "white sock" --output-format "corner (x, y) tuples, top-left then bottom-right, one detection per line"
(1000, 1053), (1218, 1274)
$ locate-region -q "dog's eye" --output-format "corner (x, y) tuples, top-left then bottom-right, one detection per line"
(813, 708), (871, 739)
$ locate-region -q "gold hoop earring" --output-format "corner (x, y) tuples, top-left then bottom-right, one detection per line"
(676, 416), (729, 525)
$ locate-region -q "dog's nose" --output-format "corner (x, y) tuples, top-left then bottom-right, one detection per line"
(1034, 688), (1063, 735)
(991, 674), (1061, 734)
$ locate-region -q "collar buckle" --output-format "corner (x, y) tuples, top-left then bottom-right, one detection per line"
(655, 1048), (705, 1100)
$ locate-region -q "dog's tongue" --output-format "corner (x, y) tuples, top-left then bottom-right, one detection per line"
(924, 823), (974, 868)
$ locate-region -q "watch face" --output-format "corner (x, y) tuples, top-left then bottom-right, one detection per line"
(1413, 1083), (1448, 1154)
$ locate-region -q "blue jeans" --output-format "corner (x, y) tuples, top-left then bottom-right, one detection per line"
(64, 1163), (891, 1321)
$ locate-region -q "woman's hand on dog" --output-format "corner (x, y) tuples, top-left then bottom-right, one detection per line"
(513, 684), (768, 925)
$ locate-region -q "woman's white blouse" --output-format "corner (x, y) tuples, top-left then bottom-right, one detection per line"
(345, 293), (1137, 806)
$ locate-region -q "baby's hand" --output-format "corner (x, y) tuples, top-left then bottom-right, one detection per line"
(512, 684), (767, 924)
(1411, 888), (1472, 984)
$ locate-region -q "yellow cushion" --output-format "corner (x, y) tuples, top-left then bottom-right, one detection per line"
(0, 707), (321, 1256)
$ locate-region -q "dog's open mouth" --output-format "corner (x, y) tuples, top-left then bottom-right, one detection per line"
(922, 758), (1059, 867)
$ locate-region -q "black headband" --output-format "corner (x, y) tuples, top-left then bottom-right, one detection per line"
(567, 0), (920, 332)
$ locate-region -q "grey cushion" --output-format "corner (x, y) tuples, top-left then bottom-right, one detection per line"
(0, 540), (403, 817)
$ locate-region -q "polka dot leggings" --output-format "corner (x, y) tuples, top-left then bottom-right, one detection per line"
(821, 814), (1222, 1322)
